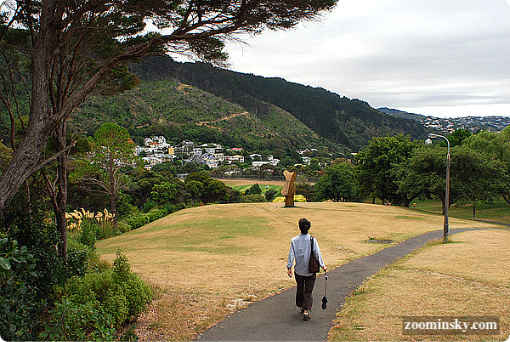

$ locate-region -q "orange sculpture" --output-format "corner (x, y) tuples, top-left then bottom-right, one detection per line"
(281, 170), (297, 207)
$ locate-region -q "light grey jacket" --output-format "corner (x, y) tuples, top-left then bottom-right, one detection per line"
(287, 233), (325, 276)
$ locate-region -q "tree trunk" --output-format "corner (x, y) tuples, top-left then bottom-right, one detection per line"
(0, 0), (56, 212)
(55, 124), (68, 260)
(402, 197), (410, 208)
(108, 153), (118, 228)
(503, 192), (510, 205)
(472, 201), (476, 218)
(0, 125), (55, 211)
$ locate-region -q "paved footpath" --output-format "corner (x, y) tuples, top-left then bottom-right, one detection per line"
(196, 228), (483, 342)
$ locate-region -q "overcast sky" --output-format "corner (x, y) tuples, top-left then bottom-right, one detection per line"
(224, 0), (510, 118)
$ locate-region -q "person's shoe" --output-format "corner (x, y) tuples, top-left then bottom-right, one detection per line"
(303, 311), (310, 321)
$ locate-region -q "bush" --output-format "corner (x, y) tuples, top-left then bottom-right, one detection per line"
(272, 195), (307, 203)
(126, 204), (186, 230)
(67, 239), (94, 278)
(0, 237), (41, 341)
(239, 194), (267, 203)
(79, 220), (98, 249)
(39, 298), (115, 341)
(264, 188), (278, 201)
(117, 221), (131, 233)
(246, 183), (262, 195)
(41, 252), (152, 341)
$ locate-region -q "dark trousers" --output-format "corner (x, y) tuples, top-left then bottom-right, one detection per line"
(295, 272), (316, 310)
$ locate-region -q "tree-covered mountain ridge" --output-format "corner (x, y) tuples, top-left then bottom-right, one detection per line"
(71, 74), (325, 153)
(128, 56), (428, 151)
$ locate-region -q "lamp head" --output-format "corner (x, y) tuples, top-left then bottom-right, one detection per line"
(425, 138), (433, 145)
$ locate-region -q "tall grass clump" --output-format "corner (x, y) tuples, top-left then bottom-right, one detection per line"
(66, 208), (118, 243)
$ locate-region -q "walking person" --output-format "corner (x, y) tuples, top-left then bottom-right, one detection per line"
(287, 218), (327, 321)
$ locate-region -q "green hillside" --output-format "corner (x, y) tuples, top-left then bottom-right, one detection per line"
(2, 54), (428, 153)
(130, 56), (428, 151)
(70, 78), (327, 152)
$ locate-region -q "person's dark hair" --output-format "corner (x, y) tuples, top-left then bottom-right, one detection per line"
(299, 218), (311, 234)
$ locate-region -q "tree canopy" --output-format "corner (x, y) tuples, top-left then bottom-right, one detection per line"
(0, 0), (338, 211)
(356, 135), (418, 205)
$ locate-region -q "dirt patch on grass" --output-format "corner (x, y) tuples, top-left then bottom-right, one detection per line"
(329, 229), (510, 341)
(96, 202), (499, 340)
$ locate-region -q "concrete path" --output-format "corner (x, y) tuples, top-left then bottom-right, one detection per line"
(196, 228), (482, 342)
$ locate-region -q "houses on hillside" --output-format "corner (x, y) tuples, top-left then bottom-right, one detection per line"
(134, 136), (277, 171)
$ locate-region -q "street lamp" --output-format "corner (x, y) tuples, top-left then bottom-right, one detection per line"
(425, 133), (450, 243)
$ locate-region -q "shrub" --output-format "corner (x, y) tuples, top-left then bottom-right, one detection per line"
(246, 183), (262, 195)
(117, 221), (131, 233)
(41, 252), (152, 341)
(39, 298), (115, 341)
(265, 188), (278, 201)
(272, 195), (307, 203)
(0, 237), (41, 341)
(67, 239), (94, 278)
(239, 194), (267, 203)
(0, 200), (65, 340)
(79, 220), (98, 249)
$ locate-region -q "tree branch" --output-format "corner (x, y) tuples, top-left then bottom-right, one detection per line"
(31, 140), (76, 175)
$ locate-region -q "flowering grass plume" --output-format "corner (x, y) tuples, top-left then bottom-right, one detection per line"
(66, 208), (115, 237)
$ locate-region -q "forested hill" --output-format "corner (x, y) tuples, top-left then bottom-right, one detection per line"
(130, 56), (428, 151)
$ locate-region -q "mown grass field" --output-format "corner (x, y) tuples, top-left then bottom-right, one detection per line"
(220, 179), (284, 195)
(96, 201), (502, 341)
(329, 229), (510, 341)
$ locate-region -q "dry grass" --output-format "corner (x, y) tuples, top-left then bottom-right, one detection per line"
(329, 229), (510, 341)
(96, 202), (499, 341)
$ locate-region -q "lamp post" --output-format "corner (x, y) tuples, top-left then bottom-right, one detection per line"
(425, 133), (450, 243)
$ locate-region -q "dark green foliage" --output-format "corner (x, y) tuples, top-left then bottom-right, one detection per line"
(151, 161), (177, 174)
(295, 183), (315, 202)
(150, 181), (178, 205)
(356, 135), (419, 204)
(239, 194), (267, 203)
(246, 183), (262, 195)
(0, 236), (40, 341)
(185, 172), (231, 203)
(0, 200), (66, 298)
(67, 239), (94, 278)
(125, 203), (186, 230)
(78, 220), (99, 249)
(314, 163), (358, 202)
(0, 200), (67, 340)
(39, 298), (116, 341)
(395, 145), (509, 210)
(41, 252), (152, 341)
(264, 188), (279, 201)
(448, 129), (472, 147)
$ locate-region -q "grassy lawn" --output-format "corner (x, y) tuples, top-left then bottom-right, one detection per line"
(230, 184), (283, 195)
(329, 229), (510, 341)
(219, 178), (285, 195)
(413, 198), (510, 225)
(96, 202), (499, 341)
